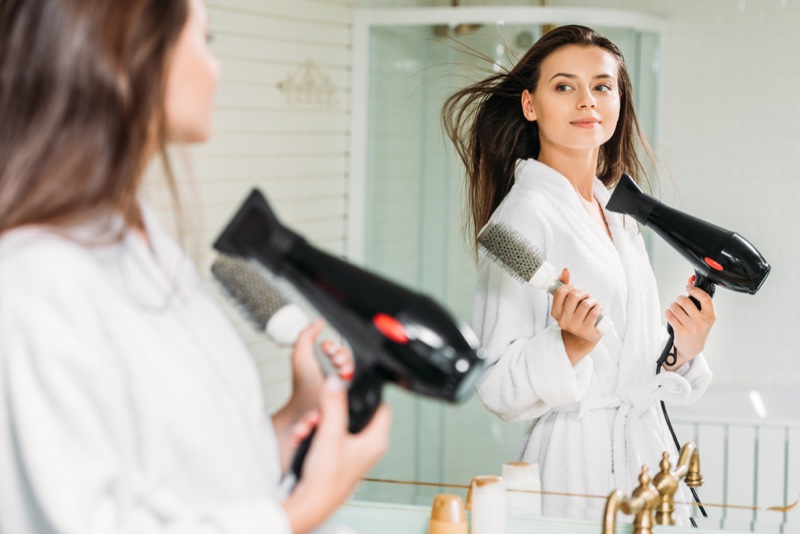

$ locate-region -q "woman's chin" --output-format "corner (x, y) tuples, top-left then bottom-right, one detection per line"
(167, 125), (213, 145)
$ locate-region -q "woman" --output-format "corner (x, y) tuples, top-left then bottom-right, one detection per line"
(443, 25), (714, 523)
(0, 1), (389, 532)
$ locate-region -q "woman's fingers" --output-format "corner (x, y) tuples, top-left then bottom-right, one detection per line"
(290, 410), (320, 448)
(553, 286), (600, 328)
(668, 297), (691, 322)
(315, 377), (391, 473)
(321, 341), (355, 381)
(685, 285), (716, 320)
(563, 289), (590, 315)
(665, 279), (717, 363)
(550, 269), (604, 341)
(296, 319), (325, 353)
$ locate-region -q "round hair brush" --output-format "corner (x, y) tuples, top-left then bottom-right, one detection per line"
(211, 253), (310, 346)
(477, 220), (613, 336)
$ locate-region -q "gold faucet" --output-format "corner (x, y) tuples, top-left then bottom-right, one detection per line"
(603, 466), (661, 534)
(652, 443), (703, 525)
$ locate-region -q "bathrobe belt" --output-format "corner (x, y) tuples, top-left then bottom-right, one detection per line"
(551, 372), (693, 489)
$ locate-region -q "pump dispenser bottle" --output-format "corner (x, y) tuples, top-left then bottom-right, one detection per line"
(428, 494), (467, 534)
(466, 475), (506, 534)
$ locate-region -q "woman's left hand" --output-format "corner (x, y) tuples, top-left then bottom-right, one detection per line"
(664, 277), (716, 369)
(273, 319), (355, 472)
(288, 319), (354, 419)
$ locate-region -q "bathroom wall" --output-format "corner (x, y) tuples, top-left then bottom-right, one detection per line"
(145, 0), (357, 411)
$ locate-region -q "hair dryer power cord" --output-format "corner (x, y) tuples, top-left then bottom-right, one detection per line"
(656, 335), (708, 527)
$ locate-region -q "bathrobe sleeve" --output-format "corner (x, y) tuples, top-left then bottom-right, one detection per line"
(680, 352), (712, 402)
(0, 258), (291, 533)
(473, 197), (594, 422)
(661, 330), (713, 405)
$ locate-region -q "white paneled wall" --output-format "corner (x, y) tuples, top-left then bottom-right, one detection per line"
(144, 0), (356, 412)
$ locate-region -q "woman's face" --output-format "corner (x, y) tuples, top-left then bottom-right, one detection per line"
(522, 45), (621, 157)
(164, 0), (219, 143)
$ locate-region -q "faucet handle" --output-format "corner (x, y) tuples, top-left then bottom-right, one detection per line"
(653, 452), (678, 525)
(603, 466), (660, 534)
(679, 443), (704, 487)
(653, 444), (704, 525)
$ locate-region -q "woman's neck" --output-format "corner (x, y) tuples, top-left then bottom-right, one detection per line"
(537, 146), (599, 201)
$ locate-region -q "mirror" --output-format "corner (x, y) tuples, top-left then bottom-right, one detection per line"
(347, 5), (797, 532)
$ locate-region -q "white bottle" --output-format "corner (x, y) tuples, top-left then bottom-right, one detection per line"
(466, 475), (506, 534)
(502, 462), (542, 517)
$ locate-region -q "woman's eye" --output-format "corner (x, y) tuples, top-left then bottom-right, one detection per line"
(595, 84), (612, 92)
(556, 84), (572, 92)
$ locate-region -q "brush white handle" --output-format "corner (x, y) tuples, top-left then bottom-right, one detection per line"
(266, 303), (311, 346)
(527, 261), (614, 336)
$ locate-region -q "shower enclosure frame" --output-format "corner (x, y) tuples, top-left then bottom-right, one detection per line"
(347, 6), (666, 262)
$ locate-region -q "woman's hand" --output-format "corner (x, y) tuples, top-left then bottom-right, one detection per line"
(283, 378), (391, 534)
(551, 268), (603, 365)
(288, 319), (354, 419)
(272, 319), (356, 471)
(664, 277), (716, 371)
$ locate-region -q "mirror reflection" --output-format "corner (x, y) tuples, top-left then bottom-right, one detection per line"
(348, 2), (797, 533)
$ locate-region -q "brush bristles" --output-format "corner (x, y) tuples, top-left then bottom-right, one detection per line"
(211, 254), (290, 332)
(477, 221), (546, 284)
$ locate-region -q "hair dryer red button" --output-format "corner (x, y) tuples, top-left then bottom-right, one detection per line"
(704, 257), (724, 271)
(372, 313), (409, 344)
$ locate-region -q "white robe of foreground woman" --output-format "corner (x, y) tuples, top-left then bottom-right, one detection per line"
(474, 158), (712, 525)
(0, 204), (292, 534)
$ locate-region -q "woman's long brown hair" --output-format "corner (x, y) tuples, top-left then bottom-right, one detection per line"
(0, 0), (189, 237)
(442, 25), (656, 248)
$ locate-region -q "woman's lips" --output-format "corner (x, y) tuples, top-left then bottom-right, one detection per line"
(570, 119), (600, 129)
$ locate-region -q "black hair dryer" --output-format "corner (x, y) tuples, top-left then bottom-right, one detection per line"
(606, 173), (771, 332)
(213, 190), (484, 480)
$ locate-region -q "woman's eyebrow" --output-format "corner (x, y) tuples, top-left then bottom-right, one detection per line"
(549, 72), (616, 81)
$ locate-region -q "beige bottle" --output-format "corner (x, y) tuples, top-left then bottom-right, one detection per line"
(428, 494), (467, 534)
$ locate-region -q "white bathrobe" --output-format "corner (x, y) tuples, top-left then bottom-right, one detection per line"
(0, 205), (291, 533)
(474, 159), (712, 523)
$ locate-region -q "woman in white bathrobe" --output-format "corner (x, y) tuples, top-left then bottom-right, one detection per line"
(443, 26), (715, 524)
(0, 1), (389, 533)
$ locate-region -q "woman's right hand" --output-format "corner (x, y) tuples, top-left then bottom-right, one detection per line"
(550, 268), (603, 365)
(282, 377), (391, 534)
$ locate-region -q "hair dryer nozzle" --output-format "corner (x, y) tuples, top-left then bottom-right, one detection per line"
(606, 174), (771, 295)
(606, 173), (658, 224)
(213, 189), (298, 273)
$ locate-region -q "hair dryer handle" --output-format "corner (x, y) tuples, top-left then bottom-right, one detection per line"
(290, 368), (384, 481)
(691, 271), (716, 306)
(666, 271), (716, 336)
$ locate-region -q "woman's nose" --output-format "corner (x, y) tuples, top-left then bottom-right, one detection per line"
(577, 89), (597, 109)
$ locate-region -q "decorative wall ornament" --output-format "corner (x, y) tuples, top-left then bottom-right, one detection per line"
(277, 59), (338, 108)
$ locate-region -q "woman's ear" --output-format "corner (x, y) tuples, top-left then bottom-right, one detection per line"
(521, 89), (537, 122)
